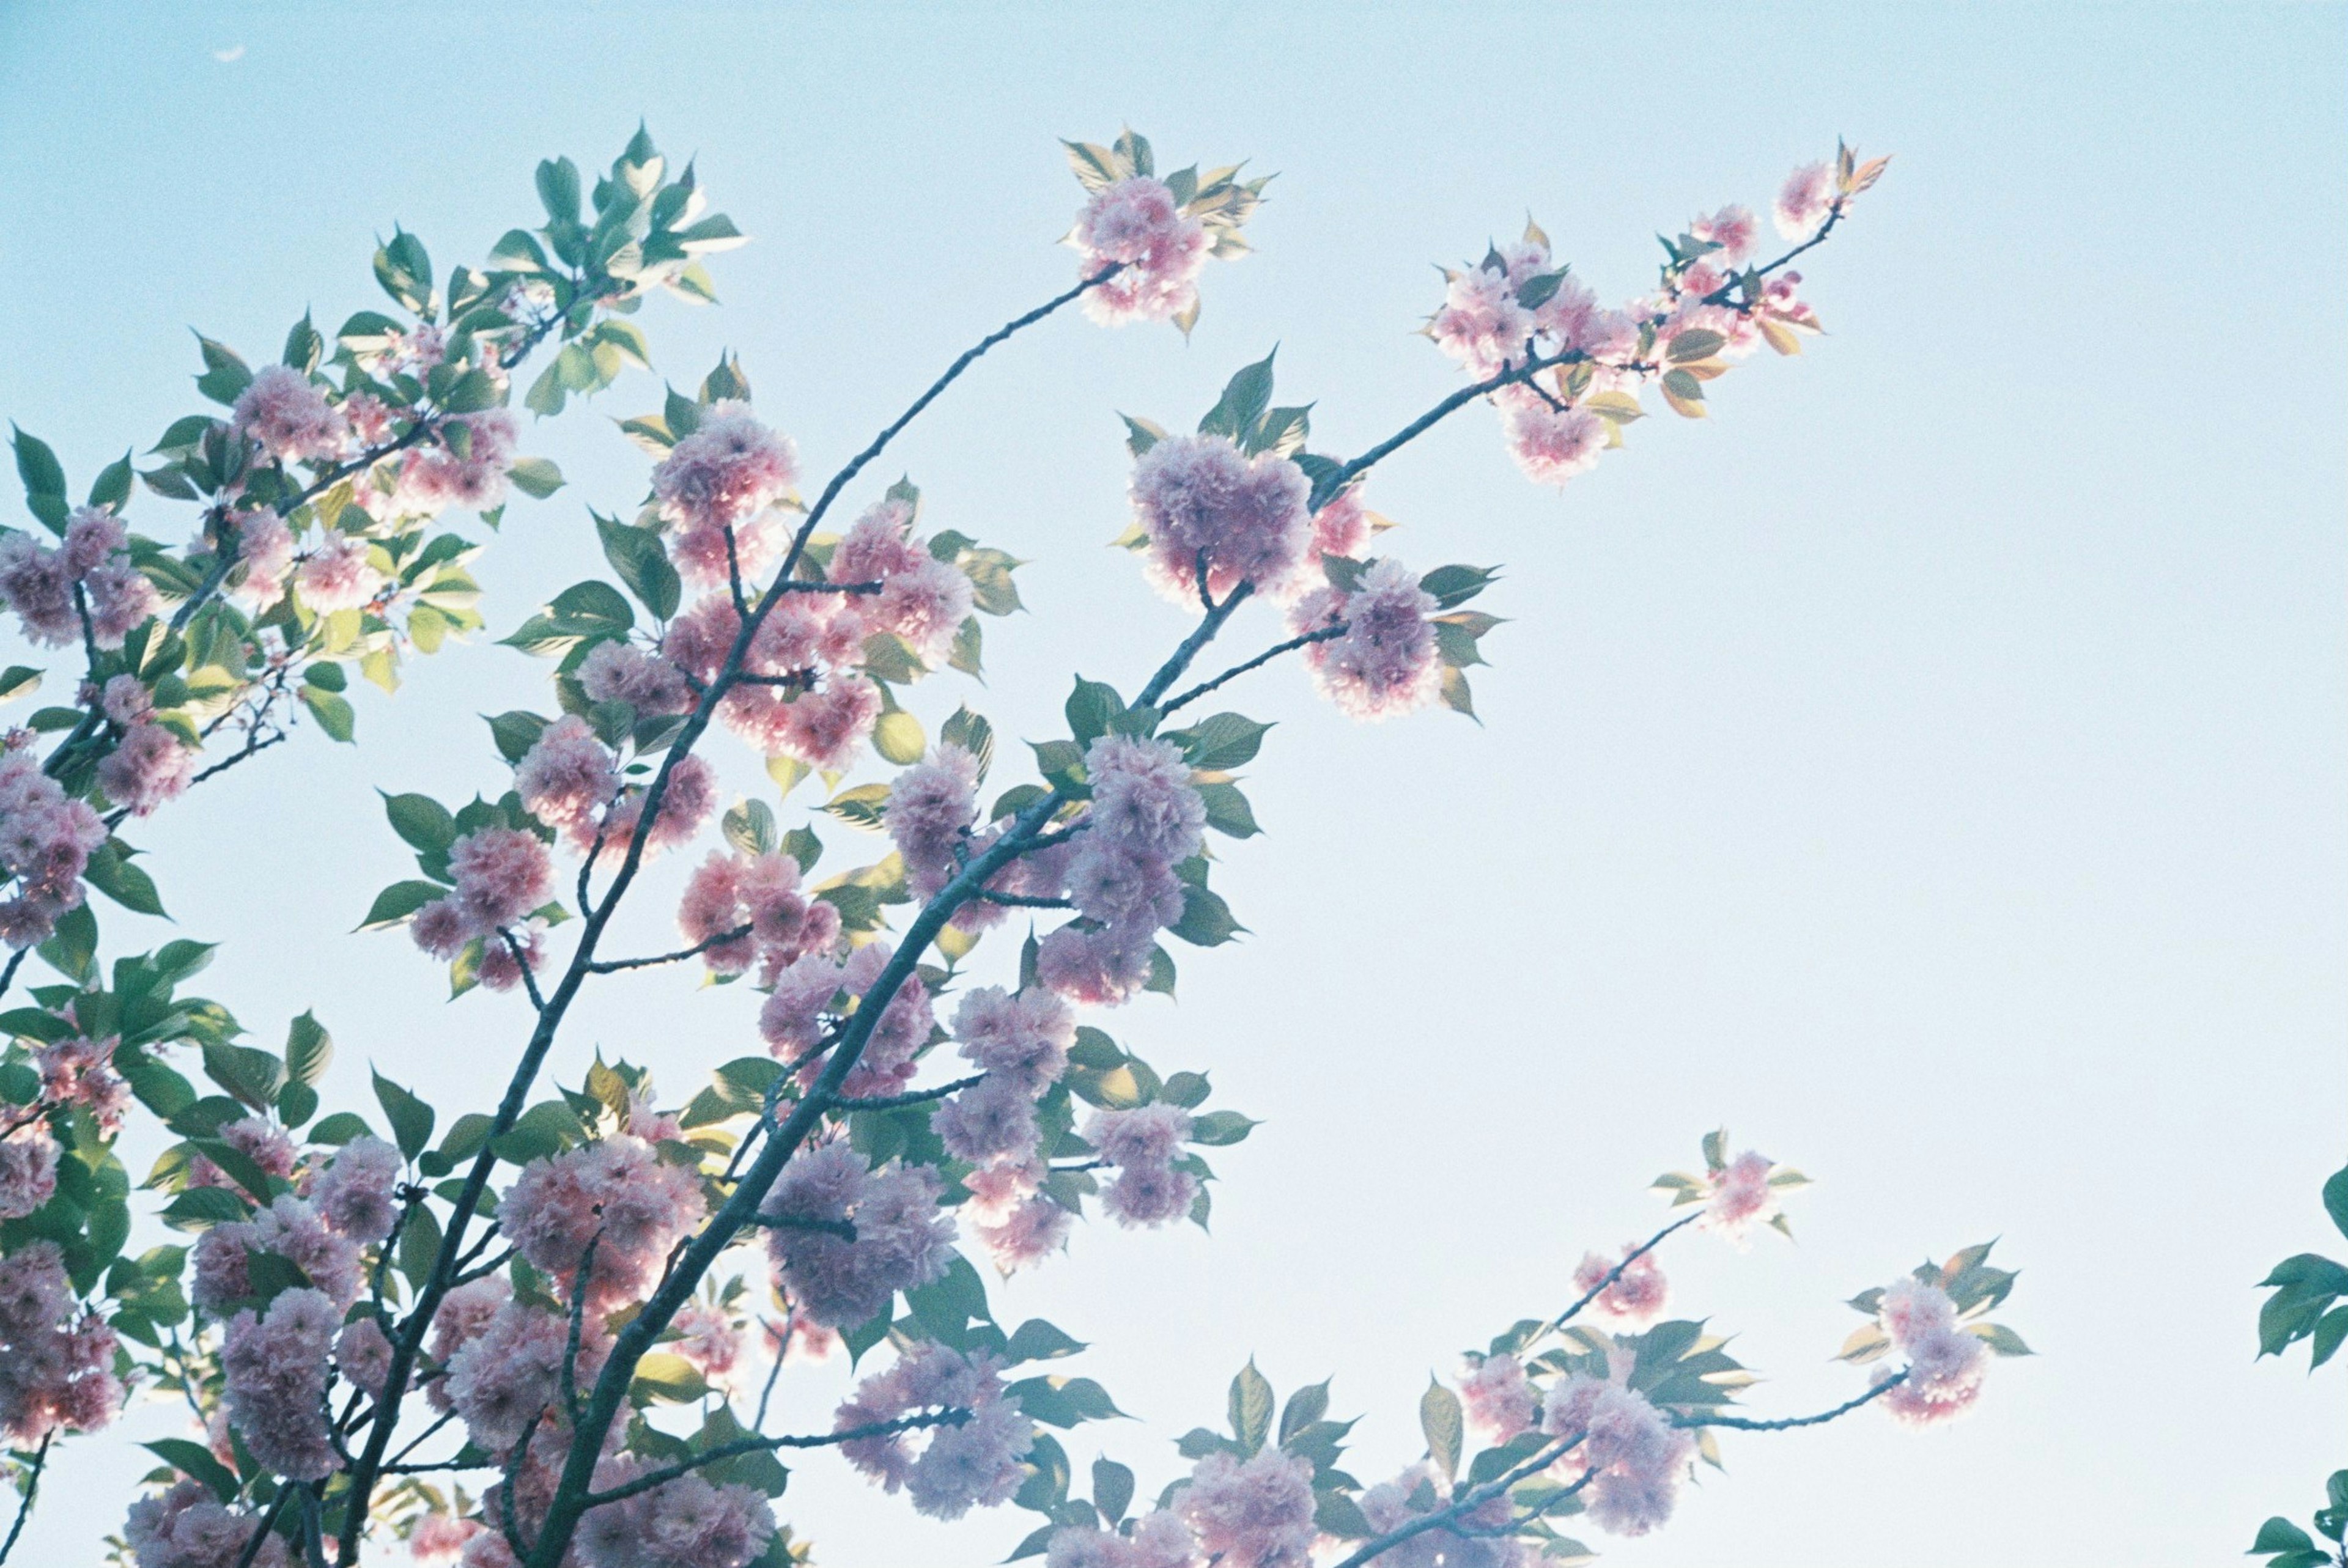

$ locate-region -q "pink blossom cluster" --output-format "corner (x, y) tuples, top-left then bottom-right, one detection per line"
(410, 824), (555, 986)
(0, 1128), (58, 1220)
(577, 1458), (777, 1568)
(0, 1240), (121, 1443)
(1285, 559), (1442, 721)
(0, 742), (106, 947)
(336, 1316), (394, 1397)
(650, 401), (800, 589)
(1457, 1352), (1537, 1441)
(759, 939), (932, 1098)
(188, 1113), (297, 1190)
(1539, 1376), (1694, 1537)
(226, 512), (297, 612)
(1873, 1277), (1987, 1427)
(191, 1192), (364, 1312)
(761, 1140), (955, 1330)
(1177, 1447), (1318, 1568)
(1035, 736), (1204, 1007)
(219, 1286), (341, 1481)
(829, 498), (974, 666)
(1570, 1244), (1670, 1325)
(1357, 1463), (1530, 1568)
(124, 1480), (289, 1568)
(512, 713), (716, 869)
(382, 410), (519, 517)
(1046, 1510), (1198, 1568)
(1074, 176), (1210, 326)
(667, 1298), (751, 1396)
(311, 1135), (404, 1242)
(886, 742), (981, 899)
(293, 528), (388, 615)
(834, 1342), (1035, 1520)
(1700, 1149), (1781, 1241)
(676, 847), (833, 979)
(96, 675), (196, 818)
(1127, 435), (1311, 605)
(232, 364), (350, 462)
(579, 639), (693, 716)
(932, 986), (1077, 1271)
(407, 1512), (483, 1566)
(441, 1293), (613, 1455)
(1774, 164), (1835, 240)
(0, 506), (160, 649)
(34, 1029), (131, 1132)
(1084, 1103), (1195, 1228)
(500, 1134), (708, 1307)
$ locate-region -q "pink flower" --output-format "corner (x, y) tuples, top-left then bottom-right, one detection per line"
(500, 1135), (707, 1306)
(1087, 1104), (1191, 1168)
(836, 1344), (1035, 1519)
(1178, 1448), (1317, 1568)
(221, 1115), (298, 1182)
(443, 1299), (609, 1455)
(887, 744), (981, 897)
(0, 532), (79, 645)
(776, 677), (882, 771)
(1502, 401), (1606, 487)
(0, 1130), (59, 1219)
(1458, 1353), (1537, 1441)
(1290, 559), (1442, 721)
(336, 1316), (394, 1397)
(66, 509), (159, 646)
(679, 850), (816, 977)
(97, 721), (195, 818)
(234, 365), (349, 462)
(1034, 922), (1153, 1007)
(670, 1299), (750, 1395)
(295, 529), (387, 614)
(763, 1142), (956, 1329)
(514, 714), (620, 841)
(229, 512), (297, 612)
(397, 411), (518, 513)
(192, 1195), (364, 1311)
(1541, 1378), (1692, 1537)
(123, 1479), (289, 1568)
(1087, 736), (1206, 863)
(832, 501), (972, 665)
(1571, 1245), (1669, 1325)
(447, 825), (553, 931)
(1102, 1161), (1197, 1228)
(1076, 177), (1211, 326)
(0, 751), (106, 947)
(32, 1032), (130, 1131)
(1689, 204), (1758, 265)
(932, 1073), (1042, 1166)
(408, 1512), (484, 1566)
(576, 1458), (776, 1568)
(1774, 161), (1835, 241)
(1702, 1149), (1779, 1240)
(1130, 436), (1312, 605)
(313, 1135), (404, 1243)
(950, 987), (1074, 1094)
(221, 1286), (341, 1481)
(1874, 1278), (1988, 1427)
(0, 1242), (120, 1444)
(1431, 262), (1535, 380)
(578, 640), (693, 716)
(973, 1192), (1072, 1275)
(475, 920), (545, 993)
(1309, 486), (1372, 562)
(654, 402), (799, 532)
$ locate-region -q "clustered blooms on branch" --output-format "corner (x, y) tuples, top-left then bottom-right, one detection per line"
(0, 119), (1995, 1568)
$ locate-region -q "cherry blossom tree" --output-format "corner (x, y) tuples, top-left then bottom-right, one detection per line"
(0, 127), (2028, 1568)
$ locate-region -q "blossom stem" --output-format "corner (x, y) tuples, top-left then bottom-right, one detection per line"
(0, 950), (26, 1007)
(232, 1485), (295, 1568)
(1136, 581), (1253, 707)
(829, 1073), (984, 1111)
(1159, 623), (1348, 715)
(578, 1410), (969, 1510)
(0, 1434), (53, 1566)
(582, 924), (751, 973)
(1324, 1434), (1587, 1568)
(1527, 1210), (1704, 1347)
(1672, 1371), (1905, 1431)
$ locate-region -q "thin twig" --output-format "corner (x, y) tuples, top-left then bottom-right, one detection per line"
(1672, 1371), (1905, 1431)
(580, 1410), (969, 1508)
(829, 1073), (983, 1111)
(584, 924), (751, 974)
(1530, 1210), (1705, 1347)
(0, 1434), (53, 1566)
(1324, 1434), (1585, 1568)
(1161, 623), (1347, 715)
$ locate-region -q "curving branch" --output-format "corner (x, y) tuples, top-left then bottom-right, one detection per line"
(580, 1410), (970, 1510)
(1673, 1371), (1905, 1431)
(0, 1435), (53, 1566)
(1160, 622), (1347, 715)
(584, 924), (751, 973)
(1324, 1434), (1589, 1568)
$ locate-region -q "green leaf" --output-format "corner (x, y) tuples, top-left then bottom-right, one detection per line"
(372, 1070), (434, 1161)
(1419, 1378), (1464, 1482)
(507, 457), (565, 499)
(548, 579), (635, 638)
(1198, 351), (1277, 441)
(308, 1112), (374, 1146)
(84, 840), (167, 916)
(596, 513), (682, 620)
(0, 665), (40, 702)
(1188, 1110), (1257, 1147)
(2325, 1163), (2348, 1242)
(300, 686), (356, 743)
(537, 156), (583, 224)
(1667, 328), (1727, 363)
(37, 900), (98, 981)
(381, 791), (458, 853)
(1065, 678), (1124, 748)
(1003, 1318), (1088, 1366)
(2253, 1518), (2317, 1555)
(1170, 884), (1243, 948)
(1228, 1360), (1274, 1455)
(1279, 1380), (1331, 1445)
(284, 1012), (332, 1088)
(359, 880), (447, 932)
(874, 709), (926, 766)
(819, 783), (893, 833)
(1197, 782), (1259, 838)
(202, 1041), (286, 1111)
(1168, 713), (1270, 771)
(144, 1438), (239, 1504)
(87, 453), (134, 512)
(1091, 1458), (1134, 1525)
(1008, 1374), (1127, 1429)
(2311, 1305), (2348, 1370)
(486, 710), (552, 765)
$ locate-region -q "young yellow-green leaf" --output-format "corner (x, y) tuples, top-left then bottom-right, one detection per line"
(1419, 1378), (1464, 1482)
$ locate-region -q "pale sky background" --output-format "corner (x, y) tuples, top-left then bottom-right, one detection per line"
(0, 3), (2341, 1564)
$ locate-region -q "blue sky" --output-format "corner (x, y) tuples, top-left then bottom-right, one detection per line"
(1, 3), (2342, 1563)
